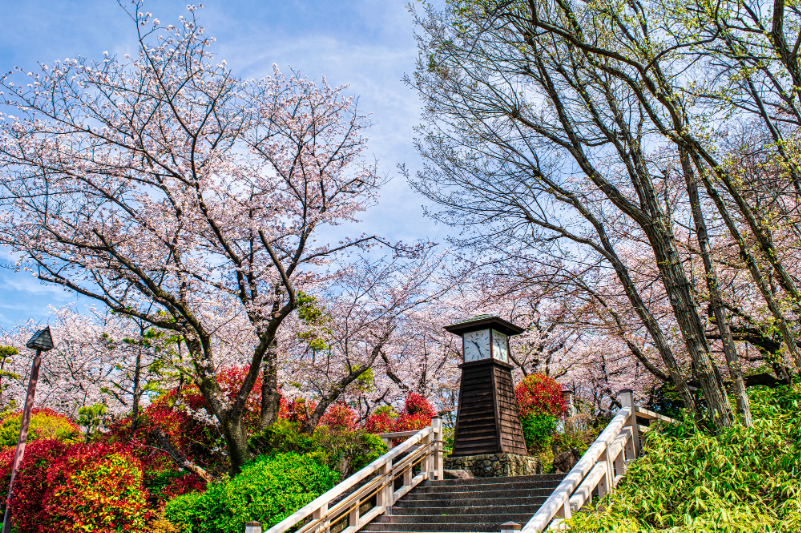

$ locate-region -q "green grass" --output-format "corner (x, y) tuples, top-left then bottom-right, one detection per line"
(565, 384), (801, 532)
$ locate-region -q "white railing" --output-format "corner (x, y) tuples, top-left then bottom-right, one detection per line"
(250, 417), (443, 533)
(519, 390), (675, 532)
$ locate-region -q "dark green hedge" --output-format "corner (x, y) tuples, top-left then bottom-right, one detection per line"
(165, 452), (339, 533)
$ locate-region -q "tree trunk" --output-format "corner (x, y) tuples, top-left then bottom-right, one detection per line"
(151, 426), (212, 484)
(645, 223), (734, 428)
(258, 343), (282, 432)
(222, 416), (251, 476)
(680, 149), (752, 426)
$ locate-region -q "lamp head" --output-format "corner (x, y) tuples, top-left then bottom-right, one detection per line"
(26, 326), (54, 352)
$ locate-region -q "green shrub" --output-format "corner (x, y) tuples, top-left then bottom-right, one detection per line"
(520, 412), (558, 451)
(250, 419), (387, 478)
(552, 412), (604, 457)
(311, 426), (386, 476)
(250, 419), (316, 455)
(0, 408), (80, 448)
(565, 384), (801, 533)
(165, 452), (339, 533)
(164, 491), (209, 533)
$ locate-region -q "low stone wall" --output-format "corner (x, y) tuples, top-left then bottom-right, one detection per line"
(444, 453), (540, 477)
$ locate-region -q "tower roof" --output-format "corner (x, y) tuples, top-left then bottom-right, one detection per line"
(443, 315), (525, 337)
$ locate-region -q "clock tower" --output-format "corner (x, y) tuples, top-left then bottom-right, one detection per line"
(444, 315), (529, 457)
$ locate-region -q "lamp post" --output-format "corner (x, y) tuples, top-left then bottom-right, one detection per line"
(2, 327), (54, 533)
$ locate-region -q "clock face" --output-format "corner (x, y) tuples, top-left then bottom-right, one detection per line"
(492, 330), (508, 363)
(463, 329), (490, 362)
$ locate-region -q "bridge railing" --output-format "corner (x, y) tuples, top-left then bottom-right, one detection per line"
(519, 390), (675, 532)
(251, 417), (443, 533)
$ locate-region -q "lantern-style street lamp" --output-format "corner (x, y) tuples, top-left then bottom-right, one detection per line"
(2, 327), (54, 533)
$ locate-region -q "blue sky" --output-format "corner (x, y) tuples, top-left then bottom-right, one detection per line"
(0, 0), (447, 327)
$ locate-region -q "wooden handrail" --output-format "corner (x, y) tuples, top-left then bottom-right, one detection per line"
(520, 392), (676, 532)
(262, 418), (443, 533)
(522, 407), (632, 532)
(635, 407), (676, 424)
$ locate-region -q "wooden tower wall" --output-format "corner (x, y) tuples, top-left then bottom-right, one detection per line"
(492, 365), (528, 455)
(451, 360), (528, 457)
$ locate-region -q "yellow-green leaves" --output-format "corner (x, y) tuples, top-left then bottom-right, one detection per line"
(566, 384), (801, 532)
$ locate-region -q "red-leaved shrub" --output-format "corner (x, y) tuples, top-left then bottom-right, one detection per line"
(0, 439), (69, 532)
(515, 374), (566, 417)
(106, 389), (221, 477)
(395, 393), (435, 432)
(160, 472), (206, 502)
(41, 442), (149, 532)
(285, 398), (317, 425)
(363, 411), (396, 434)
(394, 413), (430, 432)
(363, 394), (436, 435)
(319, 402), (358, 431)
(403, 393), (436, 419)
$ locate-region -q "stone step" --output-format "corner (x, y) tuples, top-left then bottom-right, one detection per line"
(424, 474), (564, 487)
(391, 503), (543, 515)
(401, 488), (557, 500)
(374, 513), (533, 524)
(411, 480), (561, 494)
(362, 522), (515, 532)
(394, 496), (549, 509)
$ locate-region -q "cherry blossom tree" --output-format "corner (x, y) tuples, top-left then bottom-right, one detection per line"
(0, 3), (383, 473)
(0, 306), (174, 421)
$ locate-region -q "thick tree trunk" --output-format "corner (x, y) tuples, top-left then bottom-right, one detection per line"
(258, 344), (282, 432)
(222, 417), (251, 476)
(644, 222), (734, 428)
(186, 335), (255, 476)
(680, 149), (752, 426)
(528, 56), (708, 422)
(605, 256), (700, 416)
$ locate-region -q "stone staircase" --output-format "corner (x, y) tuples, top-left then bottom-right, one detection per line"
(362, 474), (565, 533)
(258, 393), (670, 533)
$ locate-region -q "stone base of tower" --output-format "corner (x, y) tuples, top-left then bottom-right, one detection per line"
(444, 452), (541, 478)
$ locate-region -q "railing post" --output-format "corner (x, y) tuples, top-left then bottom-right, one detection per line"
(500, 521), (522, 533)
(376, 460), (394, 510)
(431, 417), (443, 480)
(618, 389), (640, 458)
(612, 434), (626, 482)
(403, 464), (413, 488)
(598, 449), (612, 497)
(312, 502), (329, 533)
(245, 522), (262, 533)
(421, 429), (431, 479)
(556, 499), (572, 521)
(348, 502), (360, 530)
